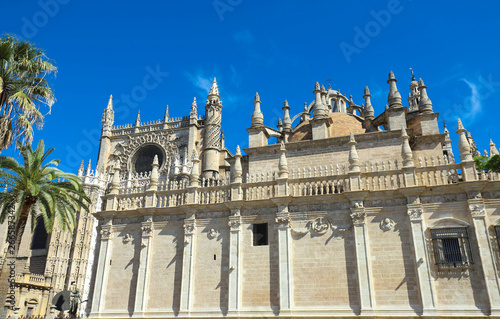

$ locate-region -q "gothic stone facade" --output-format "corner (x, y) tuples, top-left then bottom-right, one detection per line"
(83, 74), (500, 318)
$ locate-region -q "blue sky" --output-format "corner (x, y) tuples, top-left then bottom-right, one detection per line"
(2, 0), (500, 172)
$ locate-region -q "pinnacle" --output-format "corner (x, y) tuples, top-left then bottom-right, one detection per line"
(254, 92), (260, 102)
(236, 145), (241, 156)
(457, 118), (464, 131)
(107, 95), (113, 109)
(209, 77), (219, 96)
(364, 86), (370, 96)
(388, 70), (396, 81)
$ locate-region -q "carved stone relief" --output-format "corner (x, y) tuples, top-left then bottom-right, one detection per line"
(380, 218), (396, 231)
(292, 217), (351, 236)
(207, 228), (219, 239)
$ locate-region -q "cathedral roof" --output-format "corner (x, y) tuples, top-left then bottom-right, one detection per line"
(289, 112), (366, 142)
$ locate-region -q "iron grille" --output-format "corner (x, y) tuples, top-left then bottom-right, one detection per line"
(431, 227), (473, 268)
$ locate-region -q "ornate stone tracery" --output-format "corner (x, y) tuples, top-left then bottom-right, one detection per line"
(114, 131), (179, 174)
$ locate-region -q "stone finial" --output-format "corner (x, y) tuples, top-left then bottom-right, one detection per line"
(278, 141), (288, 179)
(278, 118), (283, 132)
(490, 139), (499, 156)
(85, 159), (92, 176)
(150, 155), (159, 190)
(111, 166), (121, 191)
(208, 77), (220, 97)
(417, 78), (433, 114)
(282, 100), (292, 130)
(190, 97), (197, 116)
(233, 145), (243, 183)
(78, 160), (85, 177)
(400, 128), (414, 167)
(457, 118), (473, 162)
(313, 82), (328, 119)
(135, 110), (141, 126)
(348, 132), (360, 173)
(251, 92), (264, 127)
(164, 105), (169, 122)
(320, 84), (326, 92)
(107, 95), (113, 110)
(190, 150), (200, 186)
(363, 86), (374, 120)
(387, 71), (402, 108)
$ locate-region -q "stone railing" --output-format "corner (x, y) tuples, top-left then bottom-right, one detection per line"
(97, 154), (480, 212)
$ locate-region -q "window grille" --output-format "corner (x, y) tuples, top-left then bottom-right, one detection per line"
(431, 227), (473, 268)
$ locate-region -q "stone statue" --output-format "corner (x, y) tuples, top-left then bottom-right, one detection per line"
(69, 288), (81, 316)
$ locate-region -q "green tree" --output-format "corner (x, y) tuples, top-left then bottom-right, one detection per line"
(0, 140), (91, 310)
(474, 155), (489, 172)
(0, 34), (56, 151)
(485, 154), (500, 173)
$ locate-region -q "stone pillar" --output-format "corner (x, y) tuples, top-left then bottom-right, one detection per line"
(277, 142), (289, 196)
(405, 193), (437, 315)
(227, 206), (242, 315)
(134, 215), (154, 314)
(91, 219), (113, 313)
(468, 197), (500, 315)
(273, 200), (293, 314)
(179, 217), (196, 314)
(350, 202), (375, 314)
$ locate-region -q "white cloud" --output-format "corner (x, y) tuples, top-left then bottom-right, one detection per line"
(462, 78), (482, 119)
(184, 71), (212, 94)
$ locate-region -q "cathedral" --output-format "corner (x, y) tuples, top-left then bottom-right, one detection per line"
(4, 70), (500, 318)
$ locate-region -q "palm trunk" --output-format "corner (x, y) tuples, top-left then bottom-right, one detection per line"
(0, 202), (32, 312)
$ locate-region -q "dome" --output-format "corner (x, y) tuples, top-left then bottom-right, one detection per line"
(289, 112), (366, 142)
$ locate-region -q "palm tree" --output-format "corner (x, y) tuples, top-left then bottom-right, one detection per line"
(0, 140), (91, 310)
(0, 34), (57, 151)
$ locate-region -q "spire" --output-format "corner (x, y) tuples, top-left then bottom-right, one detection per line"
(457, 118), (473, 162)
(400, 128), (414, 167)
(208, 77), (220, 97)
(301, 102), (309, 122)
(135, 110), (141, 126)
(233, 146), (242, 183)
(490, 139), (499, 156)
(417, 78), (433, 114)
(78, 160), (85, 177)
(278, 141), (288, 179)
(107, 95), (113, 110)
(387, 71), (402, 108)
(348, 132), (360, 173)
(363, 86), (374, 120)
(282, 100), (292, 130)
(85, 159), (92, 176)
(101, 95), (115, 133)
(277, 118), (283, 132)
(164, 105), (169, 122)
(190, 97), (197, 117)
(251, 92), (264, 127)
(410, 68), (415, 81)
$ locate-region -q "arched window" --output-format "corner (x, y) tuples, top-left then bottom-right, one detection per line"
(31, 218), (48, 250)
(430, 225), (473, 268)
